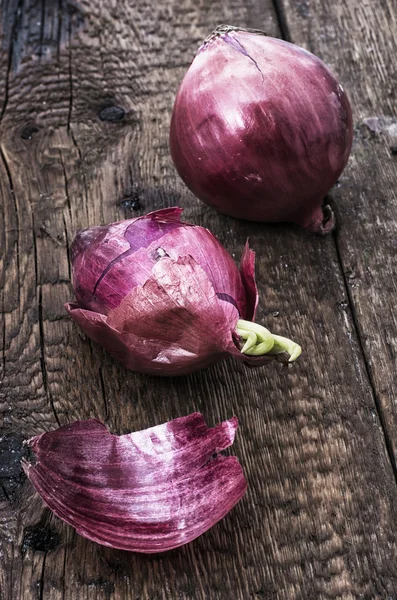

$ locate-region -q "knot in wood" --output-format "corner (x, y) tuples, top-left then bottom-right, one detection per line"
(99, 106), (126, 122)
(20, 124), (40, 140)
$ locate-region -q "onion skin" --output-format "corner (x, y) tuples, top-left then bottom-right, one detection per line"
(71, 207), (251, 319)
(66, 208), (297, 376)
(23, 414), (247, 553)
(170, 26), (353, 234)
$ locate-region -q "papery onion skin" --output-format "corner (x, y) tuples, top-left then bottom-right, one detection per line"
(170, 25), (353, 234)
(66, 208), (298, 376)
(23, 414), (247, 553)
(71, 207), (251, 319)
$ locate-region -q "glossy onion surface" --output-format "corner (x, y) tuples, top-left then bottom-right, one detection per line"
(23, 414), (247, 553)
(170, 26), (353, 234)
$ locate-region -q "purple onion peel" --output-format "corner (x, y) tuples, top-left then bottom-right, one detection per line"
(23, 414), (247, 553)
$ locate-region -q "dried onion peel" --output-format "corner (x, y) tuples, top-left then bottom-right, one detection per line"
(23, 414), (247, 553)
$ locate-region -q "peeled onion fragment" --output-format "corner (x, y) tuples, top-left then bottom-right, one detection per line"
(22, 414), (247, 553)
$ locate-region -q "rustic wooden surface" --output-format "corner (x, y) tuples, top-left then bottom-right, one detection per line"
(1, 0), (397, 598)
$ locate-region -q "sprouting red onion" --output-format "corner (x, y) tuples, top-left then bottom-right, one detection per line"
(65, 208), (301, 375)
(170, 25), (353, 234)
(23, 413), (246, 553)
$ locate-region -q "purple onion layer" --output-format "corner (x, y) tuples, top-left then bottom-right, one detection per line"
(23, 414), (247, 553)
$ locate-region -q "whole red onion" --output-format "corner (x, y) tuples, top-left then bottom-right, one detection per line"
(66, 208), (301, 375)
(170, 25), (353, 234)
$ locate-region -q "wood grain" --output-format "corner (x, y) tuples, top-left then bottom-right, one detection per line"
(280, 0), (397, 519)
(1, 0), (397, 598)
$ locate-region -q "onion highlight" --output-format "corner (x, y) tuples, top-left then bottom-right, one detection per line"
(170, 25), (353, 234)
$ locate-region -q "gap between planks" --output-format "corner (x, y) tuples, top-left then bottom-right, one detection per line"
(271, 0), (397, 487)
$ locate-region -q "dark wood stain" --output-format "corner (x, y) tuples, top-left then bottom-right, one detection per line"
(0, 433), (28, 500)
(21, 522), (62, 555)
(1, 0), (397, 598)
(99, 106), (126, 122)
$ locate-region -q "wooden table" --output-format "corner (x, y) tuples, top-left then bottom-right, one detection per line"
(1, 0), (397, 598)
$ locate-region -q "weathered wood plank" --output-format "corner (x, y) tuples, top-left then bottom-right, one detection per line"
(1, 0), (397, 599)
(279, 0), (397, 498)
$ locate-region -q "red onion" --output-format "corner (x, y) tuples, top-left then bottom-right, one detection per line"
(23, 413), (246, 553)
(170, 25), (353, 234)
(66, 208), (301, 375)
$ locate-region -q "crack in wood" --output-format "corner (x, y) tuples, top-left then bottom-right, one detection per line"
(271, 0), (291, 42)
(56, 0), (63, 64)
(59, 151), (72, 270)
(59, 149), (73, 279)
(333, 230), (397, 484)
(0, 147), (20, 307)
(66, 17), (90, 224)
(32, 213), (39, 288)
(1, 291), (5, 381)
(38, 549), (48, 600)
(61, 538), (67, 600)
(59, 150), (72, 220)
(39, 0), (46, 61)
(71, 129), (90, 223)
(67, 13), (73, 134)
(0, 0), (25, 122)
(98, 367), (108, 418)
(39, 225), (64, 247)
(63, 214), (72, 281)
(38, 286), (61, 427)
